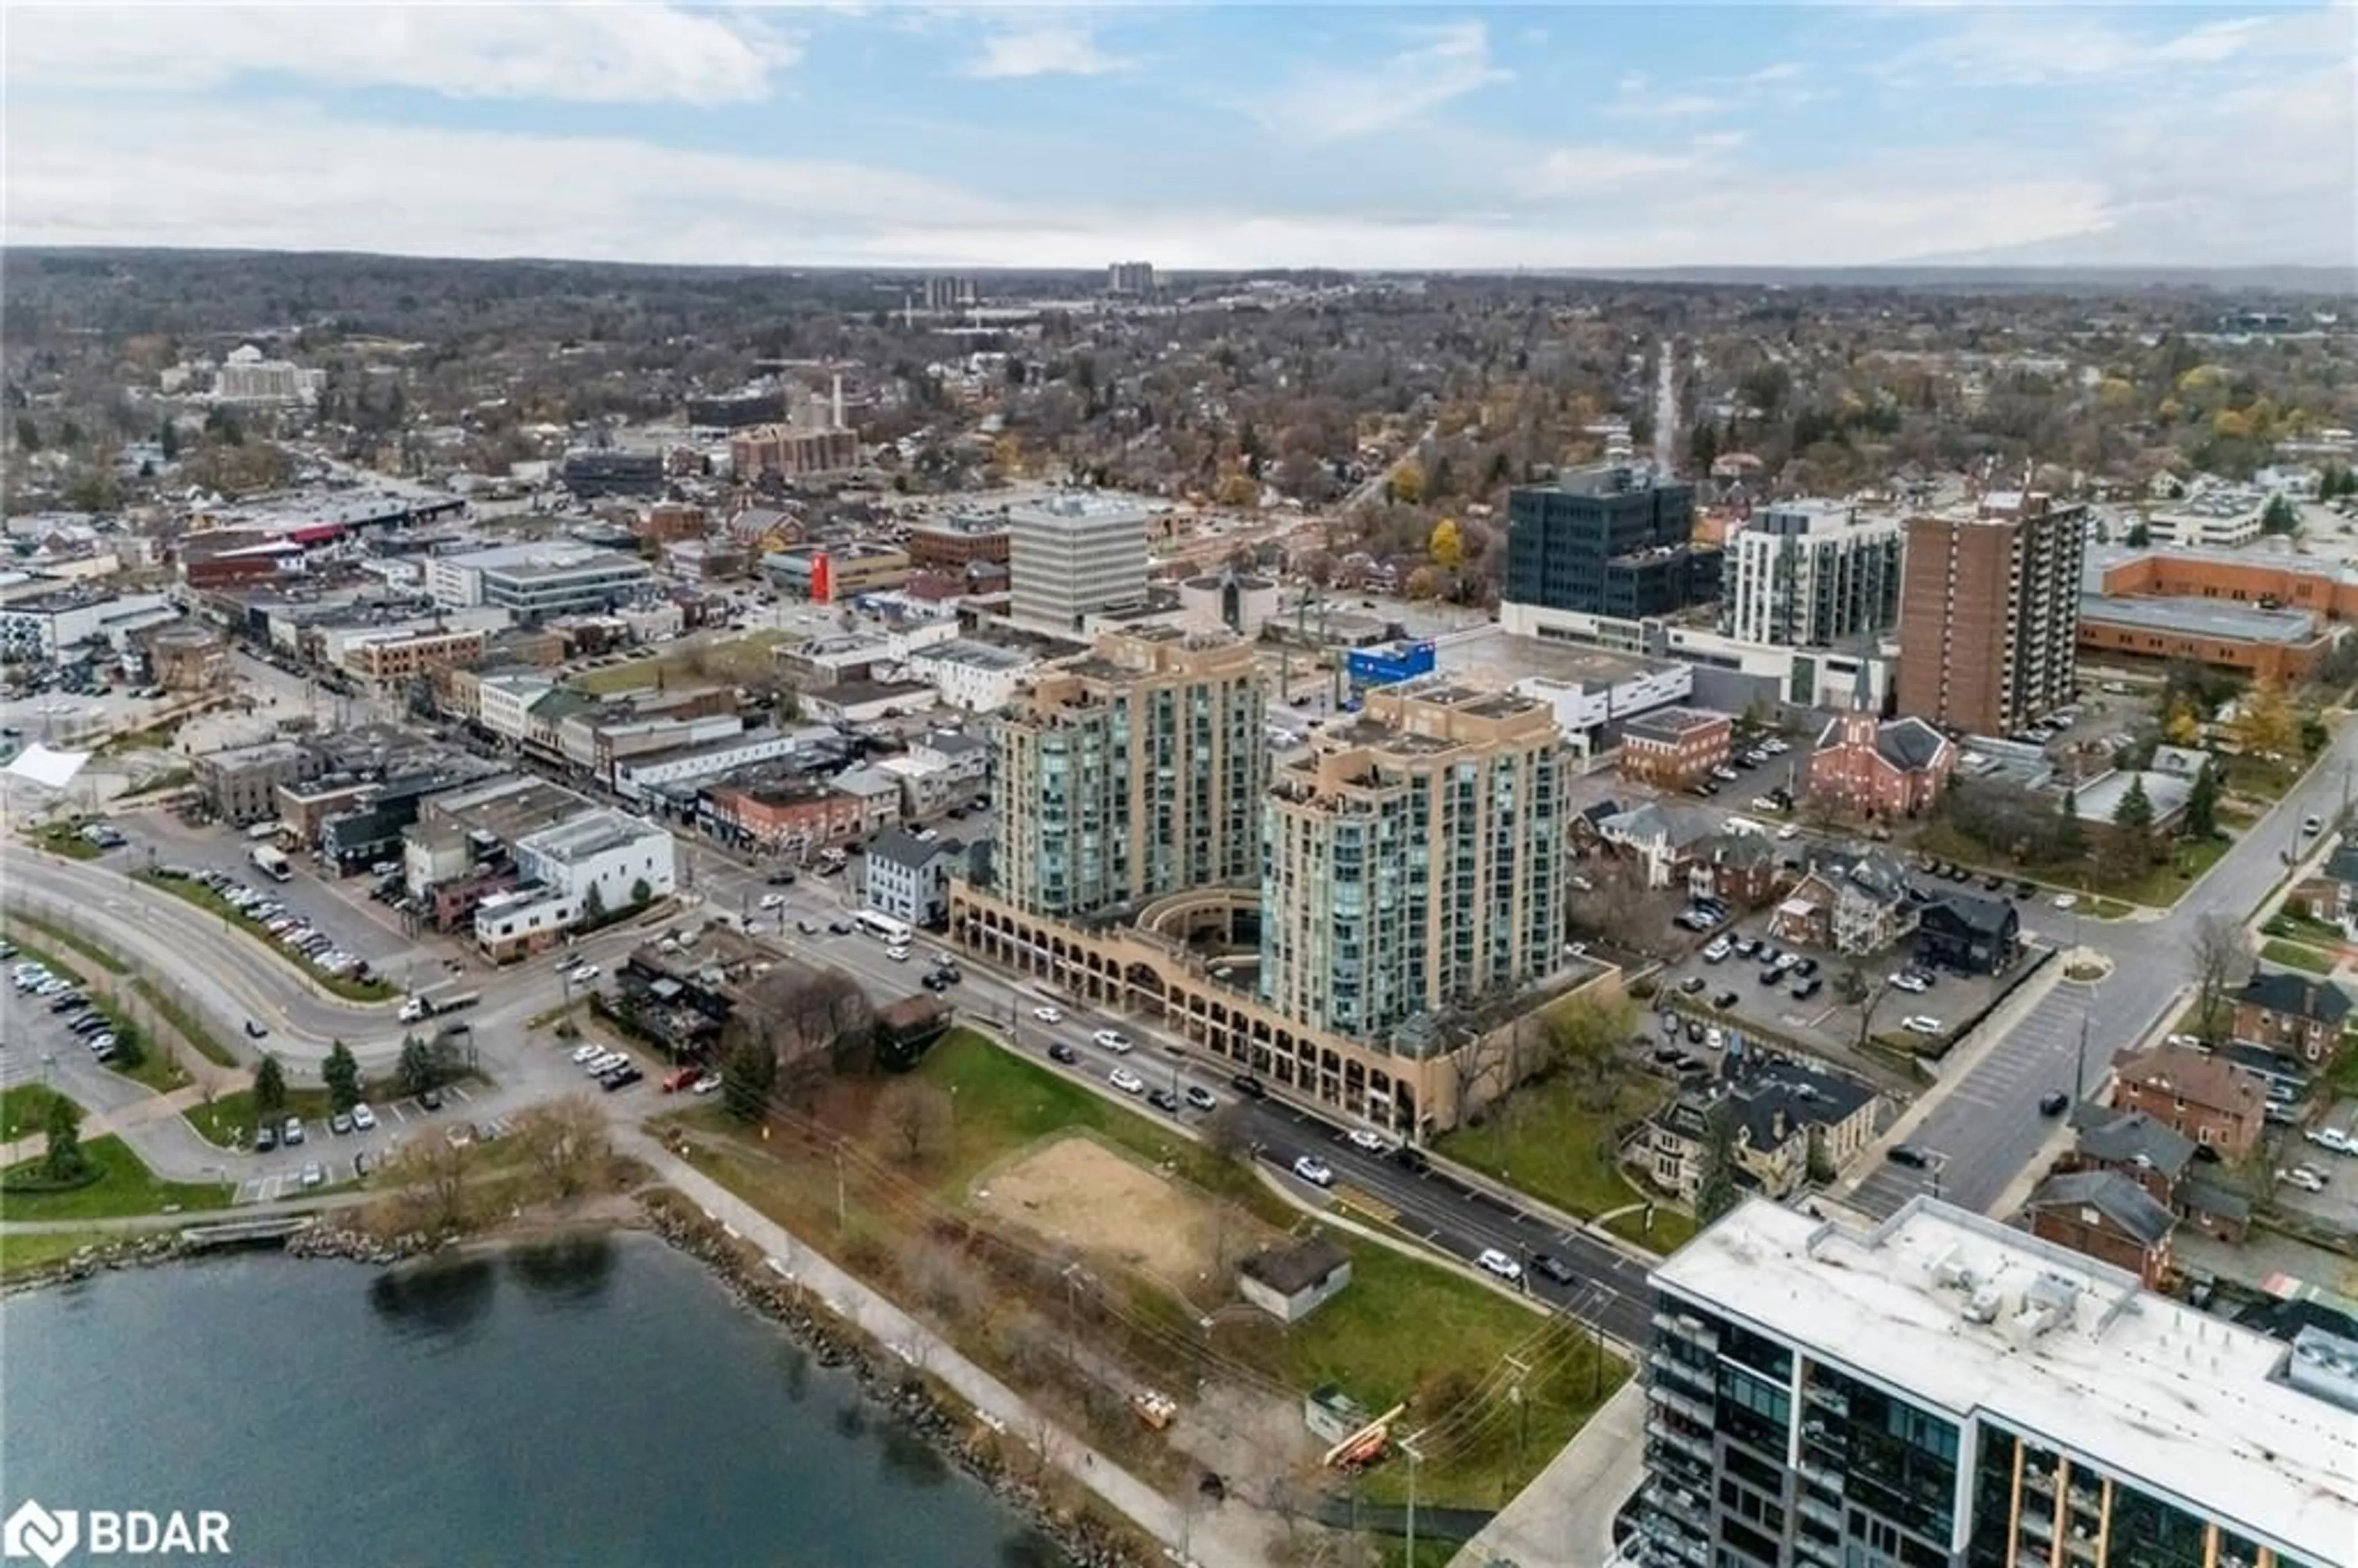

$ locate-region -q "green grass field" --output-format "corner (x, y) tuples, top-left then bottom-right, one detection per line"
(0, 1084), (76, 1145)
(0, 1135), (233, 1221)
(2260, 938), (2337, 975)
(187, 1087), (337, 1149)
(1438, 1070), (1682, 1236)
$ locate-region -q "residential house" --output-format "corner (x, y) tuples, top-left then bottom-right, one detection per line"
(2231, 969), (2353, 1066)
(1914, 893), (2021, 975)
(2289, 839), (2358, 925)
(1635, 1057), (1880, 1204)
(1596, 802), (1720, 890)
(1805, 708), (1956, 820)
(2059, 1101), (2250, 1243)
(1769, 848), (1918, 955)
(2022, 1170), (2176, 1289)
(1687, 831), (1782, 910)
(2109, 1044), (2267, 1161)
(1617, 707), (1732, 791)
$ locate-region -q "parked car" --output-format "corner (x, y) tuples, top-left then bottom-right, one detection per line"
(2038, 1090), (2071, 1116)
(350, 1103), (377, 1132)
(1291, 1155), (1334, 1187)
(1230, 1073), (1268, 1099)
(1789, 977), (1823, 1001)
(1146, 1088), (1181, 1114)
(2305, 1127), (2356, 1156)
(2282, 1166), (2328, 1193)
(1679, 976), (1706, 995)
(419, 1088), (445, 1112)
(329, 1112), (354, 1136)
(300, 1162), (325, 1189)
(282, 1117), (306, 1146)
(1886, 1143), (1930, 1168)
(1891, 972), (1931, 994)
(1702, 937), (1732, 963)
(253, 1124), (278, 1153)
(1902, 1015), (1945, 1035)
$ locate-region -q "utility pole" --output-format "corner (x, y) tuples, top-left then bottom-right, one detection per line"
(835, 1141), (847, 1232)
(1401, 1430), (1426, 1565)
(1506, 1353), (1532, 1470)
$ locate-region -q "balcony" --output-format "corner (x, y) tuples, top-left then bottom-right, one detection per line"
(1645, 1382), (1714, 1427)
(1644, 1481), (1711, 1535)
(1797, 1496), (1843, 1534)
(1797, 1460), (1846, 1496)
(1648, 1349), (1714, 1393)
(1643, 1416), (1713, 1464)
(1794, 1534), (1842, 1568)
(1651, 1310), (1719, 1349)
(1801, 1381), (1850, 1418)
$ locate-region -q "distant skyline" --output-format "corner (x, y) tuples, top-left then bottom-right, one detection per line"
(5, 4), (2352, 273)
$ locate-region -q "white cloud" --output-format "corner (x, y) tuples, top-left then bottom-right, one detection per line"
(1527, 133), (1745, 197)
(1256, 21), (1511, 142)
(963, 23), (1130, 79)
(1876, 7), (2342, 88)
(3, 4), (801, 105)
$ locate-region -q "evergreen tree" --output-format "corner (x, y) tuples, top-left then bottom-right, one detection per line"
(722, 1036), (777, 1124)
(2112, 774), (2155, 834)
(254, 1054), (288, 1122)
(42, 1093), (89, 1183)
(398, 1034), (437, 1098)
(322, 1039), (362, 1114)
(158, 420), (181, 461)
(2184, 760), (2220, 839)
(1695, 1103), (1741, 1224)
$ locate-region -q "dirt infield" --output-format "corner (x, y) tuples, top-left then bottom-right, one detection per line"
(972, 1133), (1245, 1289)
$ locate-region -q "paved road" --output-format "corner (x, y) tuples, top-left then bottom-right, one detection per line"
(1850, 724), (2358, 1219)
(18, 795), (1681, 1356)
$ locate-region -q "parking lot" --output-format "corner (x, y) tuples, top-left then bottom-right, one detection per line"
(1652, 899), (2029, 1091)
(2270, 1100), (2358, 1235)
(231, 1084), (492, 1203)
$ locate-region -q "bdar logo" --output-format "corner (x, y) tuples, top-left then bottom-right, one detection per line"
(2, 1500), (78, 1568)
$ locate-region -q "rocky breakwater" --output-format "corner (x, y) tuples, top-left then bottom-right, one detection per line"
(4, 1230), (189, 1294)
(641, 1192), (1150, 1568)
(284, 1224), (435, 1265)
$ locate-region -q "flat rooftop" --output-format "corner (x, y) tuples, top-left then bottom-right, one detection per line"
(1654, 1197), (2358, 1564)
(2079, 593), (2322, 645)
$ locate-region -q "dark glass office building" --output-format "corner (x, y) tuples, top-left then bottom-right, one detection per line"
(1504, 463), (1717, 620)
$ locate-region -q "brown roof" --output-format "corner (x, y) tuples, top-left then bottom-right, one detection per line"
(1240, 1238), (1350, 1296)
(2110, 1044), (2266, 1114)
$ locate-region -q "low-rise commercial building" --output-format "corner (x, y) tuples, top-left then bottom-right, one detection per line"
(701, 774), (864, 855)
(429, 543), (653, 621)
(342, 625), (489, 686)
(1617, 707), (1731, 790)
(2077, 594), (2332, 681)
(906, 514), (1012, 572)
(474, 808), (677, 961)
(863, 827), (976, 927)
(900, 637), (1042, 712)
(195, 740), (319, 825)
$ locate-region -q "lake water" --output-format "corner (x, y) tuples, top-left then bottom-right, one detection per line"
(0, 1233), (1064, 1567)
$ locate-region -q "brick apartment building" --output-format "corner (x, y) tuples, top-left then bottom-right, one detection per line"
(1805, 707), (1956, 819)
(344, 627), (489, 685)
(2231, 969), (2352, 1065)
(2022, 1170), (2176, 1289)
(1617, 706), (1731, 790)
(2109, 1044), (2267, 1160)
(1896, 493), (2087, 735)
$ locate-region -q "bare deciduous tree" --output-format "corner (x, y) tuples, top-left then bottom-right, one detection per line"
(874, 1078), (953, 1165)
(375, 1133), (473, 1236)
(512, 1095), (609, 1200)
(2187, 914), (2249, 1041)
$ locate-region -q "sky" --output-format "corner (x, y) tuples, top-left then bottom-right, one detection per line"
(4, 2), (2352, 273)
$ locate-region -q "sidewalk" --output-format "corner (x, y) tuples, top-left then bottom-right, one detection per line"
(1447, 1380), (1644, 1568)
(628, 1131), (1271, 1568)
(0, 1082), (211, 1168)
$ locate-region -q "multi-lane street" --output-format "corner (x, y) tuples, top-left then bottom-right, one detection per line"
(1849, 724), (2358, 1217)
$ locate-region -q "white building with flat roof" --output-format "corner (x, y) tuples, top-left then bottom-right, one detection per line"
(1724, 499), (1905, 647)
(1006, 494), (1161, 633)
(1633, 1196), (2355, 1568)
(475, 807), (676, 958)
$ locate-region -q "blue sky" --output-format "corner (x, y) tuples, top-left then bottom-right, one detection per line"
(5, 4), (2351, 270)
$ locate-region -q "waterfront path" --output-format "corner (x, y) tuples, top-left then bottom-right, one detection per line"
(628, 1131), (1272, 1568)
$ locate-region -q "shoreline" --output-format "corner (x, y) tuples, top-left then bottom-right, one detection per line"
(2, 1193), (1158, 1568)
